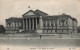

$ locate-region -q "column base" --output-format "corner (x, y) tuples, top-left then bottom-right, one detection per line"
(36, 29), (43, 33)
(20, 30), (35, 33)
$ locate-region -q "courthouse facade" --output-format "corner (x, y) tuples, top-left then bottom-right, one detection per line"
(5, 9), (77, 34)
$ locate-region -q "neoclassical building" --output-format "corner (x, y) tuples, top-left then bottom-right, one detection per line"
(5, 9), (77, 34)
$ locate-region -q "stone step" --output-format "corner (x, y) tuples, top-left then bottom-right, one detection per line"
(20, 30), (35, 33)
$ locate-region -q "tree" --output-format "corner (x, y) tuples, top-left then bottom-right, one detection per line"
(77, 26), (80, 33)
(0, 25), (5, 33)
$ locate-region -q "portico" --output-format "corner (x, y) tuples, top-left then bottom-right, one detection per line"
(23, 17), (40, 31)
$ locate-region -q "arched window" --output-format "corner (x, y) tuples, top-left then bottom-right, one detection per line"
(47, 20), (50, 26)
(60, 19), (65, 26)
(59, 22), (60, 25)
(16, 22), (18, 27)
(19, 22), (21, 27)
(7, 24), (9, 27)
(43, 20), (46, 26)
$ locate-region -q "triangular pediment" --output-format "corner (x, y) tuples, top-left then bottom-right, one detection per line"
(22, 10), (36, 16)
(26, 11), (34, 15)
(22, 9), (49, 18)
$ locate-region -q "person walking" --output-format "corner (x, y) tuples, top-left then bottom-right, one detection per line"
(40, 35), (42, 39)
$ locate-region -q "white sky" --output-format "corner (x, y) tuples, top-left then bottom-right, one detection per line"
(0, 0), (80, 27)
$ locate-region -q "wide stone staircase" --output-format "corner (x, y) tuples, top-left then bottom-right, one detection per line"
(20, 30), (35, 33)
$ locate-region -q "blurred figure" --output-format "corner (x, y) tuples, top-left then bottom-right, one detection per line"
(40, 35), (42, 39)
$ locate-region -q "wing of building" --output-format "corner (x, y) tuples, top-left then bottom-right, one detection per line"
(5, 9), (78, 34)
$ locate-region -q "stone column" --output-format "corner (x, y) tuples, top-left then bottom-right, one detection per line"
(39, 16), (43, 29)
(39, 18), (42, 29)
(46, 20), (47, 26)
(14, 22), (16, 33)
(32, 18), (34, 30)
(18, 22), (20, 33)
(29, 18), (31, 30)
(16, 22), (17, 33)
(12, 21), (14, 33)
(36, 18), (37, 29)
(13, 21), (14, 27)
(26, 19), (28, 30)
(9, 23), (10, 33)
(12, 22), (13, 33)
(18, 22), (19, 29)
(50, 20), (51, 26)
(23, 19), (25, 30)
(6, 22), (7, 28)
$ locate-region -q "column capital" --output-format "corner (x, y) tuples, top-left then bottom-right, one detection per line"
(39, 16), (42, 19)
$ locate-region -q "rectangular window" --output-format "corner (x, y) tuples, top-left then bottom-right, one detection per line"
(62, 30), (63, 32)
(54, 23), (55, 26)
(43, 30), (44, 32)
(59, 22), (60, 25)
(51, 23), (53, 26)
(19, 22), (21, 27)
(43, 27), (45, 29)
(47, 23), (49, 26)
(55, 30), (57, 32)
(51, 30), (52, 32)
(47, 30), (48, 33)
(43, 23), (46, 26)
(66, 21), (67, 24)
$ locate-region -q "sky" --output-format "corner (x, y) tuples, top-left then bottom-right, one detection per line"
(0, 0), (80, 27)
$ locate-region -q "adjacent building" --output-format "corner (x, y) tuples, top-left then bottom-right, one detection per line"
(5, 9), (78, 34)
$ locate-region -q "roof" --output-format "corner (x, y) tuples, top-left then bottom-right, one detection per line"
(72, 18), (77, 22)
(34, 9), (48, 16)
(6, 17), (23, 23)
(42, 14), (73, 19)
(22, 9), (48, 18)
(22, 9), (75, 20)
(22, 10), (36, 16)
(6, 9), (77, 23)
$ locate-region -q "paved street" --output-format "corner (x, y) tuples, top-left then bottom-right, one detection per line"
(0, 38), (80, 47)
(0, 33), (80, 47)
(0, 33), (80, 50)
